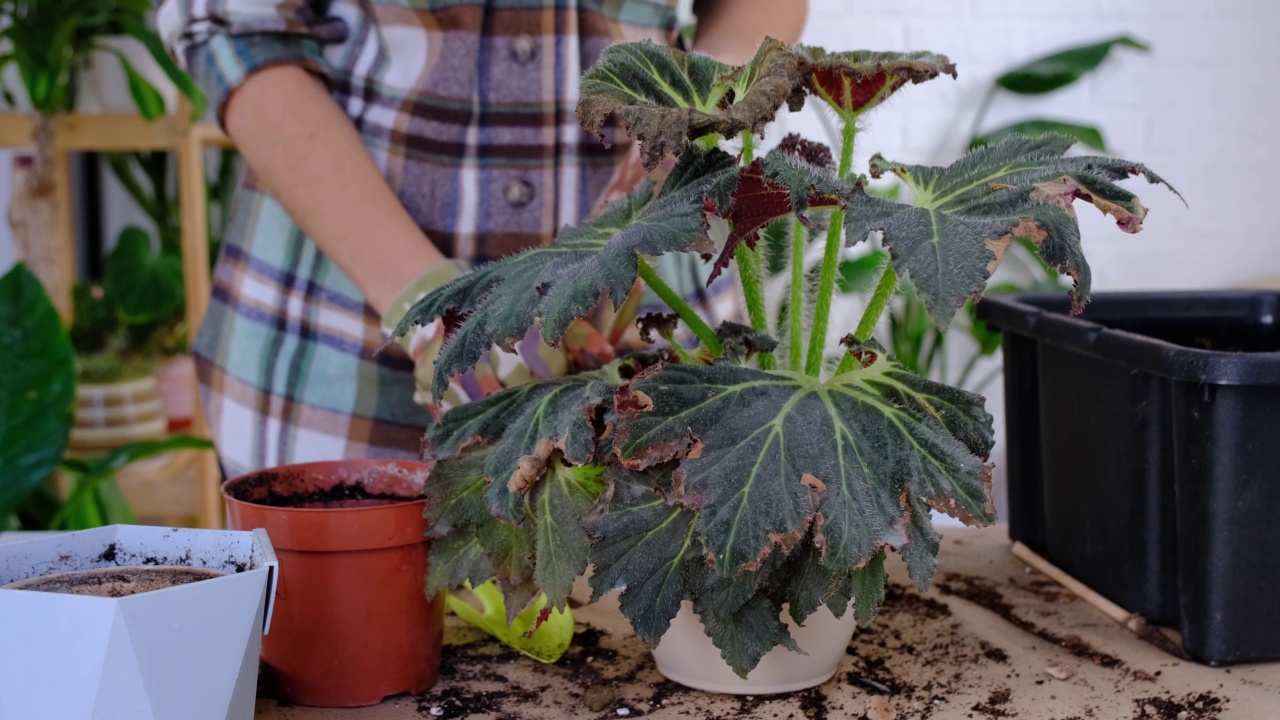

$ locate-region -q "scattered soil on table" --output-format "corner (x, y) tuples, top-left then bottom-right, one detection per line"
(969, 687), (1015, 718)
(1131, 692), (1227, 719)
(3, 565), (225, 597)
(936, 572), (1126, 670)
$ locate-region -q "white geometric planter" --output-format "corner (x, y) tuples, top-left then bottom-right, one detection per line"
(0, 526), (278, 720)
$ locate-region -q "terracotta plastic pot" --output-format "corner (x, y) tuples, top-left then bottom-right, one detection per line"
(223, 459), (444, 708)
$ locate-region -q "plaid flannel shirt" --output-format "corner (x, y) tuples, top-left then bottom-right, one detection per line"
(159, 0), (737, 476)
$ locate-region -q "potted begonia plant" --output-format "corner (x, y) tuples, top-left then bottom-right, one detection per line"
(393, 37), (1178, 692)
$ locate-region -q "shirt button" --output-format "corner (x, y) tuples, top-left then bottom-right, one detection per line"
(511, 34), (538, 65)
(504, 179), (535, 208)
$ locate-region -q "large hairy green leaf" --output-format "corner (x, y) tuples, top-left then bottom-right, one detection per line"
(530, 463), (605, 609)
(614, 350), (994, 578)
(577, 38), (808, 167)
(396, 147), (738, 397)
(425, 370), (618, 518)
(797, 46), (955, 119)
(845, 133), (1180, 327)
(586, 467), (701, 644)
(0, 264), (75, 524)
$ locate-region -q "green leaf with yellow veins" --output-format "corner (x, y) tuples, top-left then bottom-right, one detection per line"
(845, 133), (1182, 328)
(614, 347), (994, 582)
(577, 38), (808, 167)
(396, 146), (738, 397)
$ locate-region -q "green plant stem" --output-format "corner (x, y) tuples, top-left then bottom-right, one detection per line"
(637, 261), (723, 357)
(853, 262), (897, 343)
(788, 218), (806, 371)
(835, 262), (898, 376)
(804, 121), (856, 376)
(967, 86), (998, 144)
(736, 246), (774, 369)
(954, 350), (982, 389)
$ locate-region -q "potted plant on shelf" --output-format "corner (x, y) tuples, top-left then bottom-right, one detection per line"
(67, 226), (186, 452)
(103, 147), (242, 431)
(0, 0), (203, 300)
(1, 263), (212, 532)
(392, 37), (1178, 692)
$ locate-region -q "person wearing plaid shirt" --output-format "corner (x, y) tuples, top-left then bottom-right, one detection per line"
(157, 0), (808, 477)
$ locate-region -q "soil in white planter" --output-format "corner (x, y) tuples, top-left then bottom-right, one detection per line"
(3, 566), (225, 597)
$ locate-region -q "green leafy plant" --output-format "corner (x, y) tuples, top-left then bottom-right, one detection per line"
(69, 226), (185, 381)
(395, 38), (1178, 677)
(0, 0), (204, 194)
(836, 34), (1151, 391)
(0, 263), (213, 530)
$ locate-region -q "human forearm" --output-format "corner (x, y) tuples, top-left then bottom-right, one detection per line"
(223, 64), (446, 316)
(692, 0), (809, 64)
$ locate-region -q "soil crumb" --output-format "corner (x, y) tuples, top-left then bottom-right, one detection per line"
(4, 566), (224, 597)
(937, 572), (1125, 669)
(1132, 692), (1226, 720)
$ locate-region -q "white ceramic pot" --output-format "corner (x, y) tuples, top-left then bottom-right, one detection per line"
(651, 601), (857, 694)
(0, 525), (278, 720)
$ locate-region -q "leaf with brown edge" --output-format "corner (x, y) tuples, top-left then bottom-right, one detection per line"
(844, 133), (1182, 327)
(709, 142), (845, 282)
(576, 38), (809, 168)
(613, 351), (994, 583)
(395, 146), (739, 398)
(796, 46), (956, 119)
(424, 369), (620, 519)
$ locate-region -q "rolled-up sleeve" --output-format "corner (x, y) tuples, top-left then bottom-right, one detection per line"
(157, 0), (347, 124)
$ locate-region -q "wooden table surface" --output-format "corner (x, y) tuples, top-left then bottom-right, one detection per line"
(256, 526), (1278, 720)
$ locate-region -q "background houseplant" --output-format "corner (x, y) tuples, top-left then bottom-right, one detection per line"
(0, 263), (211, 531)
(393, 37), (1177, 688)
(0, 0), (203, 296)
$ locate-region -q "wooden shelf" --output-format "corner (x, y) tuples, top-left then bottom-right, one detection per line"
(2, 104), (230, 530)
(0, 112), (231, 152)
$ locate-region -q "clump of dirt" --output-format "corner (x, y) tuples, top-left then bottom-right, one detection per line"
(936, 572), (1125, 669)
(4, 566), (225, 597)
(970, 687), (1015, 718)
(1132, 692), (1226, 719)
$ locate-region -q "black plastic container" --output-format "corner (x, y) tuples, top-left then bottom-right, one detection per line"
(976, 291), (1280, 665)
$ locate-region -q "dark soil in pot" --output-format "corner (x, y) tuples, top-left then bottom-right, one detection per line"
(224, 463), (426, 509)
(3, 566), (225, 597)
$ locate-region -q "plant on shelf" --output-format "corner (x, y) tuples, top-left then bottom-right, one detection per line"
(70, 225), (185, 382)
(393, 38), (1178, 680)
(0, 263), (212, 531)
(0, 0), (203, 294)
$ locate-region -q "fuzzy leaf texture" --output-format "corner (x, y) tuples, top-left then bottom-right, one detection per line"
(845, 133), (1182, 328)
(797, 46), (956, 119)
(395, 147), (738, 398)
(710, 140), (844, 282)
(425, 370), (618, 519)
(614, 346), (995, 580)
(576, 38), (808, 167)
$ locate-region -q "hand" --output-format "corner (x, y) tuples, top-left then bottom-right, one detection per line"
(384, 263), (617, 416)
